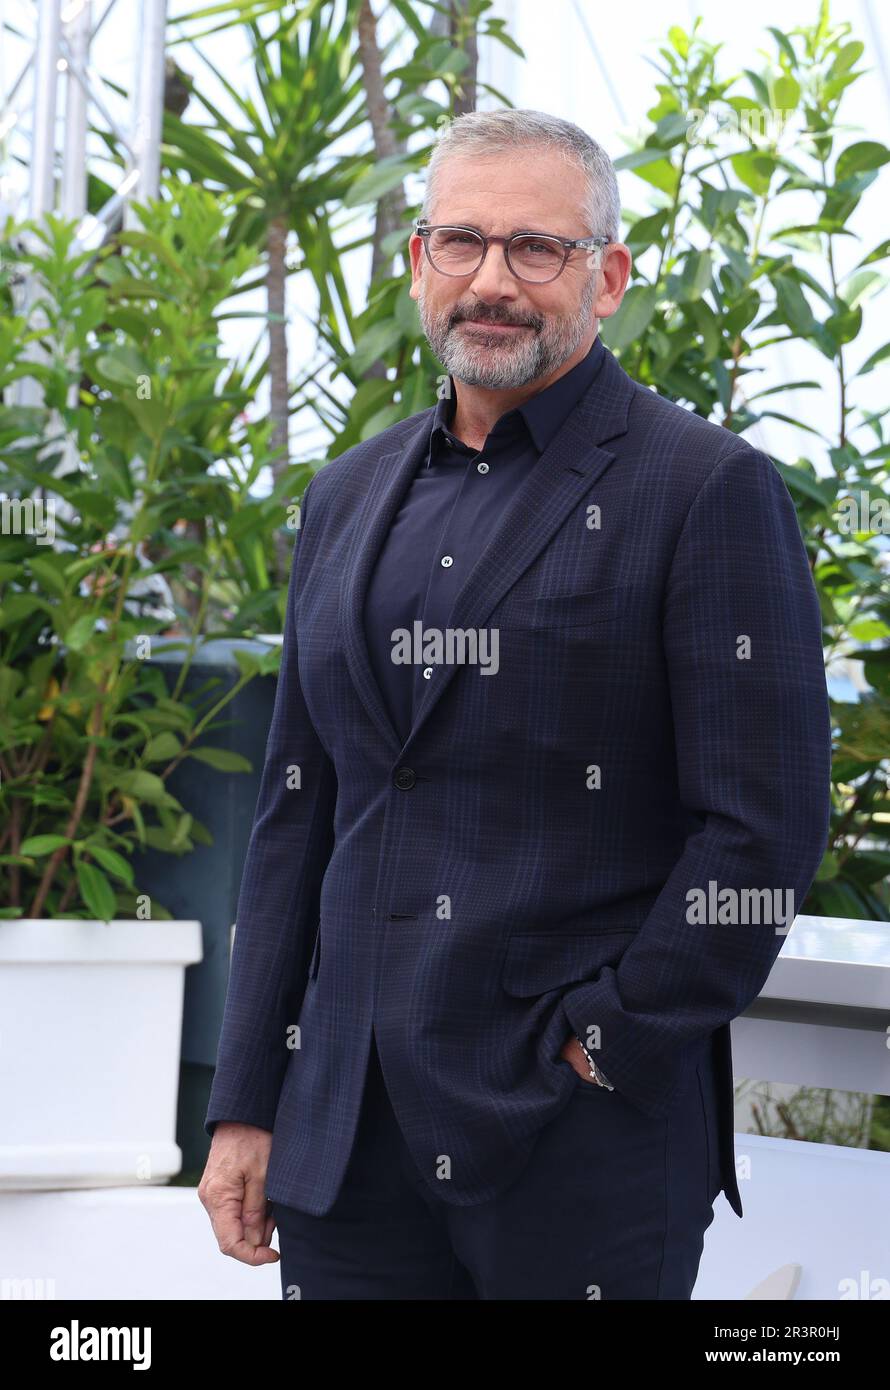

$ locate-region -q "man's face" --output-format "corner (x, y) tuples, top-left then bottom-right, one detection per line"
(408, 151), (626, 390)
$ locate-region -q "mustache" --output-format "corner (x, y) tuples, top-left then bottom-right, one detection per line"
(450, 306), (542, 330)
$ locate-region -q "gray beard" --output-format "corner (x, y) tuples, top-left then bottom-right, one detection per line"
(418, 273), (597, 390)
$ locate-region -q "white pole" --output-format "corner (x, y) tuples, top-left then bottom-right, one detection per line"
(125, 0), (167, 227)
(30, 0), (62, 220)
(61, 0), (92, 220)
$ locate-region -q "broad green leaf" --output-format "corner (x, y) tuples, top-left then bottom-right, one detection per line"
(601, 285), (658, 353)
(144, 731), (182, 763)
(771, 74), (800, 112)
(835, 141), (890, 183)
(774, 276), (817, 335)
(29, 556), (68, 598)
(76, 860), (117, 922)
(679, 249), (713, 301)
(0, 594), (48, 629)
(63, 615), (96, 651)
(730, 152), (774, 196)
(114, 769), (170, 805)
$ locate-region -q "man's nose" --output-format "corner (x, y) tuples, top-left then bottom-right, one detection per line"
(466, 241), (520, 301)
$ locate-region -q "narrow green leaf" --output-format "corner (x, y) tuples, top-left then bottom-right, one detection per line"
(84, 844), (135, 886)
(20, 835), (72, 856)
(187, 745), (252, 773)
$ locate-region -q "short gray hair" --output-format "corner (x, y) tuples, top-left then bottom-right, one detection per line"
(420, 109), (621, 242)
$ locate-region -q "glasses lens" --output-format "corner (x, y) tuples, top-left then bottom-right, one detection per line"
(427, 228), (484, 274)
(508, 235), (565, 282)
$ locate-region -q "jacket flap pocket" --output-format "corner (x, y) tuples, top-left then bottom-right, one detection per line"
(501, 928), (634, 997)
(504, 585), (624, 629)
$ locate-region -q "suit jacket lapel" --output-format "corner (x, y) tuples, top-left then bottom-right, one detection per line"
(339, 412), (435, 755)
(340, 343), (636, 756)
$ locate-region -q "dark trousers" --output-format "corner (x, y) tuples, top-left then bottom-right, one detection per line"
(271, 1033), (721, 1300)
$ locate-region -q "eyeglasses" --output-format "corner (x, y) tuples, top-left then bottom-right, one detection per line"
(413, 219), (610, 284)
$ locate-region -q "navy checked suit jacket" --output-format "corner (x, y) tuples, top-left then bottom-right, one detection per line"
(205, 340), (832, 1220)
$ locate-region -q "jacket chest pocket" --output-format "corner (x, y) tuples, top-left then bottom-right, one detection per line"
(501, 928), (635, 997)
(499, 585), (624, 631)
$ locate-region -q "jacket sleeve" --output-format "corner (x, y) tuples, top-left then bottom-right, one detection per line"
(204, 475), (337, 1136)
(558, 444), (832, 1118)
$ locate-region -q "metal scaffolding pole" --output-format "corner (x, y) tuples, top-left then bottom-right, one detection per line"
(126, 0), (167, 225)
(61, 0), (91, 221)
(0, 0), (168, 412)
(29, 0), (61, 220)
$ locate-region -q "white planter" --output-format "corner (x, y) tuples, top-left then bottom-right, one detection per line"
(0, 919), (202, 1190)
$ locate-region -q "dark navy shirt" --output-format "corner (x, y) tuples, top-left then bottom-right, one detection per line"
(363, 334), (607, 745)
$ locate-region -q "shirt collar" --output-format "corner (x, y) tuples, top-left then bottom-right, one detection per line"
(426, 334), (606, 466)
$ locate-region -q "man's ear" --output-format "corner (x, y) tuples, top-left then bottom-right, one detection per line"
(408, 233), (425, 301)
(594, 243), (633, 321)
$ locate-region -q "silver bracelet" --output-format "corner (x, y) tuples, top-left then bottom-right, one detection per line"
(575, 1034), (614, 1089)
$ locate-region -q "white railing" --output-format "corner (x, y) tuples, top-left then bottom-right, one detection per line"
(696, 912), (890, 1300)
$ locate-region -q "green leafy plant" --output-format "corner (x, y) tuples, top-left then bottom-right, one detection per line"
(164, 0), (370, 579)
(605, 4), (890, 920)
(0, 183), (303, 920)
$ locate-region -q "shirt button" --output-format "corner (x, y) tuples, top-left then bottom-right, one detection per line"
(393, 766), (416, 790)
(422, 666), (433, 680)
(441, 555), (453, 567)
(477, 460), (489, 474)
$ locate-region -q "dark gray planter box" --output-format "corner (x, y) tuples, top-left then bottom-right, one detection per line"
(126, 636), (278, 1175)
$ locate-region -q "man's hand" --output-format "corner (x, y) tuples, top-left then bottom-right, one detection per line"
(559, 1034), (599, 1083)
(198, 1122), (279, 1265)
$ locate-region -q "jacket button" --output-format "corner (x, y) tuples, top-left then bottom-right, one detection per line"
(393, 766), (416, 790)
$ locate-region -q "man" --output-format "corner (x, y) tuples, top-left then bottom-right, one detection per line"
(199, 109), (832, 1300)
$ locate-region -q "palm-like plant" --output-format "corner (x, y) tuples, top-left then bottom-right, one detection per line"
(165, 0), (375, 577)
(166, 0), (520, 467)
